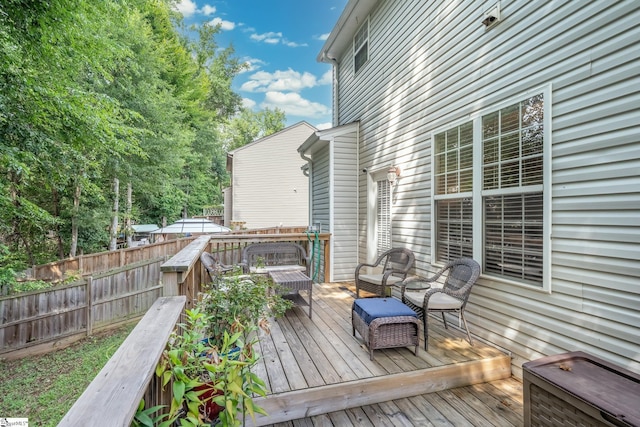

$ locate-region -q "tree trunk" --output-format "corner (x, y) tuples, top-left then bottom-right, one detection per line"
(52, 187), (65, 259)
(70, 181), (81, 257)
(109, 177), (120, 251)
(125, 181), (133, 247)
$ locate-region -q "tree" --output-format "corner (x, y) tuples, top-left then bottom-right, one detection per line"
(222, 108), (287, 151)
(0, 0), (245, 268)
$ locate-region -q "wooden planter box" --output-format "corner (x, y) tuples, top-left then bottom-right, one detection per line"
(523, 351), (640, 427)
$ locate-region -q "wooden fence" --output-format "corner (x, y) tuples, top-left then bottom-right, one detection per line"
(0, 229), (327, 358)
(29, 236), (197, 281)
(0, 256), (167, 358)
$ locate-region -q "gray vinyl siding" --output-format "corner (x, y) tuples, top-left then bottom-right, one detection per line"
(230, 122), (314, 229)
(332, 0), (640, 376)
(308, 130), (359, 283)
(310, 145), (330, 282)
(331, 133), (358, 281)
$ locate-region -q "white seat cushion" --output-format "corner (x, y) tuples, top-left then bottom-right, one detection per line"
(404, 290), (463, 310)
(358, 274), (403, 286)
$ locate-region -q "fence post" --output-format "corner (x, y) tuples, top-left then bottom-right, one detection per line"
(86, 276), (93, 336)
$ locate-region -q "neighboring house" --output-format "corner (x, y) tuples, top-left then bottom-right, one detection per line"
(225, 122), (315, 229)
(301, 0), (640, 377)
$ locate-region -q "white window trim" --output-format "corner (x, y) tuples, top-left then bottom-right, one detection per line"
(366, 166), (393, 263)
(430, 84), (553, 292)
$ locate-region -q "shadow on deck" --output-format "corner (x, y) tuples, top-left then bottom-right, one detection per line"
(250, 282), (523, 426)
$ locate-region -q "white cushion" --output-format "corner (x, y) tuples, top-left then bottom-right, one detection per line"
(404, 290), (462, 310)
(358, 274), (403, 286)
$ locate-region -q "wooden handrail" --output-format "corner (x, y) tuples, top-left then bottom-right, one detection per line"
(58, 296), (186, 427)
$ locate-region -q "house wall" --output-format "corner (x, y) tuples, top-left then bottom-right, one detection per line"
(309, 143), (330, 280)
(230, 122), (315, 229)
(331, 133), (359, 281)
(331, 0), (640, 377)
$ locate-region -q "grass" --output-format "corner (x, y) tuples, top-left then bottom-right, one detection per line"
(0, 322), (136, 426)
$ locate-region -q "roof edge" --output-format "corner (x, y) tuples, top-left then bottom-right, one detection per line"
(317, 0), (379, 63)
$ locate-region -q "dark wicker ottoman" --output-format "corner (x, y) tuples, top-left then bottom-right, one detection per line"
(352, 298), (420, 360)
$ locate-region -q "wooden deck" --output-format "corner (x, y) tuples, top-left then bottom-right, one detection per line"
(249, 282), (523, 426)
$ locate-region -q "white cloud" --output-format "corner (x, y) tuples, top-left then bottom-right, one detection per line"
(251, 32), (283, 44)
(242, 98), (256, 109)
(319, 70), (333, 85)
(315, 122), (333, 130)
(209, 17), (235, 31)
(284, 40), (308, 48)
(201, 5), (216, 16)
(250, 31), (306, 47)
(241, 69), (320, 93)
(174, 0), (197, 17)
(261, 91), (331, 118)
(316, 33), (330, 41)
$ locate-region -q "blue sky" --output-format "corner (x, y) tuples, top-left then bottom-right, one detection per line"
(174, 0), (348, 129)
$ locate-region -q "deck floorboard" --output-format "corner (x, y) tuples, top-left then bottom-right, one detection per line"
(255, 282), (523, 426)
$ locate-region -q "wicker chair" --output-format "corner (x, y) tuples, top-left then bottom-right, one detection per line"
(354, 248), (415, 298)
(200, 251), (233, 283)
(398, 258), (480, 349)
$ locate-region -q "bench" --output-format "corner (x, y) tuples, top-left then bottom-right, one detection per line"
(240, 242), (310, 275)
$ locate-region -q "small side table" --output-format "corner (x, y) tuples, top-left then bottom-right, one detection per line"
(268, 270), (312, 319)
(397, 278), (432, 310)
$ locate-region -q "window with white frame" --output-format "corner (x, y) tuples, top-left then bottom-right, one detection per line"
(353, 18), (369, 74)
(433, 91), (546, 287)
(376, 179), (391, 256)
(434, 122), (474, 261)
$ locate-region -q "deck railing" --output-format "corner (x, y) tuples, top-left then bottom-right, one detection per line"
(57, 231), (331, 425)
(162, 232), (331, 310)
(58, 296), (185, 427)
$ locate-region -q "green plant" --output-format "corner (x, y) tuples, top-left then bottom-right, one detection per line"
(204, 328), (268, 426)
(155, 308), (213, 426)
(199, 273), (293, 347)
(131, 399), (169, 427)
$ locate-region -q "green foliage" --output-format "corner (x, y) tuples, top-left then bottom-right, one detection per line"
(155, 273), (292, 426)
(0, 244), (19, 295)
(131, 400), (170, 427)
(221, 107), (287, 151)
(0, 0), (253, 263)
(199, 273), (293, 345)
(155, 308), (213, 426)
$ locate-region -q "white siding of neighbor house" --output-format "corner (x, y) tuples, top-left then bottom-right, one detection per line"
(329, 0), (640, 377)
(229, 122), (315, 229)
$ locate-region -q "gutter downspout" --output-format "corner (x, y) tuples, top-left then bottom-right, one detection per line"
(299, 148), (314, 227)
(321, 53), (340, 127)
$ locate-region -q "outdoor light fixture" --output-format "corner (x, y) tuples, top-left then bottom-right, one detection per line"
(387, 166), (401, 184)
(482, 3), (501, 28)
